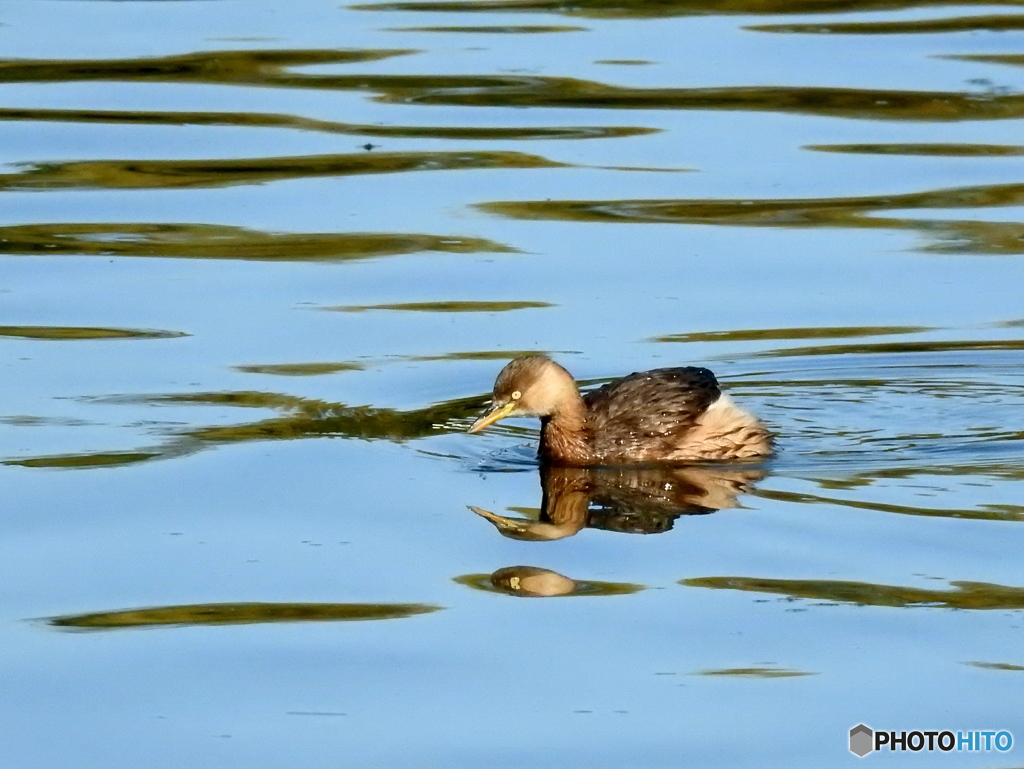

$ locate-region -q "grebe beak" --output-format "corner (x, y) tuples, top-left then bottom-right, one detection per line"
(468, 401), (517, 433)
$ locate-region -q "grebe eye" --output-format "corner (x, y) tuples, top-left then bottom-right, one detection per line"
(511, 390), (522, 400)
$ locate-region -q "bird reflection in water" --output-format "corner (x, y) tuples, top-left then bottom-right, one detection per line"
(455, 566), (644, 598)
(469, 463), (765, 541)
(489, 566), (580, 597)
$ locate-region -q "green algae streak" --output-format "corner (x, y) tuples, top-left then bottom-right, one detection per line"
(807, 143), (1024, 156)
(6, 49), (1024, 121)
(0, 106), (654, 141)
(327, 301), (553, 313)
(0, 326), (186, 340)
(50, 602), (442, 630)
(0, 223), (512, 262)
(387, 24), (586, 32)
(352, 0), (1024, 19)
(651, 325), (931, 343)
(0, 151), (563, 191)
(478, 180), (1024, 254)
(682, 576), (1024, 609)
(234, 362), (365, 376)
(695, 667), (817, 678)
(963, 661), (1024, 671)
(750, 14), (1024, 34)
(5, 452), (162, 469)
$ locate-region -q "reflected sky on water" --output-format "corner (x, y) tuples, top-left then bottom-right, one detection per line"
(0, 0), (1023, 766)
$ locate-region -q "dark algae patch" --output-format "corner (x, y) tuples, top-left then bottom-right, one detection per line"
(387, 25), (586, 32)
(751, 488), (1024, 522)
(370, 81), (1024, 121)
(951, 53), (1024, 68)
(0, 326), (186, 340)
(406, 349), (573, 361)
(50, 602), (441, 630)
(326, 301), (553, 313)
(179, 391), (489, 443)
(695, 667), (816, 678)
(7, 50), (1024, 121)
(963, 662), (1024, 671)
(5, 451), (161, 469)
(352, 0), (1024, 19)
(808, 143), (1024, 157)
(233, 362), (366, 376)
(753, 340), (1024, 357)
(0, 107), (655, 141)
(682, 577), (1024, 609)
(478, 181), (1024, 254)
(6, 389), (496, 468)
(750, 14), (1024, 34)
(0, 48), (417, 86)
(651, 325), (931, 343)
(0, 223), (512, 261)
(0, 151), (563, 191)
(0, 105), (642, 140)
(141, 389), (487, 442)
(233, 351), (568, 374)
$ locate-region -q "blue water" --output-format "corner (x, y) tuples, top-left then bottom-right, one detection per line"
(1, 0), (1023, 765)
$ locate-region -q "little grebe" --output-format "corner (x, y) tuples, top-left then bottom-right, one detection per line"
(468, 355), (772, 464)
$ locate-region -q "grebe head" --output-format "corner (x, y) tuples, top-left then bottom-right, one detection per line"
(468, 355), (579, 433)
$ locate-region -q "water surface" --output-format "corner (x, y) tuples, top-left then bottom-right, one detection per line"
(1, 0), (1022, 766)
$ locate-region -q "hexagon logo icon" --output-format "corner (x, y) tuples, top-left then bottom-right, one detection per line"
(850, 724), (874, 757)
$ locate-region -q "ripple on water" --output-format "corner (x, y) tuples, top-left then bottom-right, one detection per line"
(725, 340), (1024, 478)
(2, 329), (1021, 552)
(5, 333), (1022, 498)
